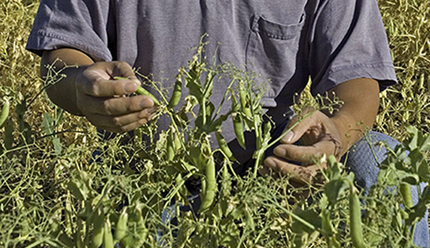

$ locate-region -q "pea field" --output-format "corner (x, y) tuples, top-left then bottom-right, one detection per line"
(1, 0), (430, 247)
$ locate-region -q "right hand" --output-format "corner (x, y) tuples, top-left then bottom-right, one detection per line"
(75, 61), (158, 133)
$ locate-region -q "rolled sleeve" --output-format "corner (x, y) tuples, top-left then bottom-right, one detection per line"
(26, 0), (113, 62)
(308, 0), (397, 96)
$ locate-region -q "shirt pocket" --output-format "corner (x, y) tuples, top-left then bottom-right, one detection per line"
(246, 14), (305, 107)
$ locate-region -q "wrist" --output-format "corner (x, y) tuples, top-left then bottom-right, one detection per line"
(45, 65), (87, 116)
(330, 113), (370, 156)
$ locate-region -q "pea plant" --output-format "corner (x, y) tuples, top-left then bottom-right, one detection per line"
(2, 42), (430, 248)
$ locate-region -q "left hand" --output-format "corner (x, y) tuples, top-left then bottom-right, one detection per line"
(261, 107), (344, 185)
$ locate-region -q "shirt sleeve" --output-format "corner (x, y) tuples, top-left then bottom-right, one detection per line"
(26, 0), (113, 62)
(308, 0), (397, 95)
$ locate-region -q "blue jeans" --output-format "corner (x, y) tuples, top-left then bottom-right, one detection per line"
(346, 131), (429, 247)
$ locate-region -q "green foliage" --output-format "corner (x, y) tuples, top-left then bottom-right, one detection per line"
(376, 0), (430, 137)
(1, 0), (430, 247)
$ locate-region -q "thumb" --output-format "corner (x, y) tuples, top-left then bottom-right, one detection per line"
(280, 107), (318, 144)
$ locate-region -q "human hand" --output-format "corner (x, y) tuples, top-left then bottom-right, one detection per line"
(261, 107), (344, 185)
(75, 61), (158, 133)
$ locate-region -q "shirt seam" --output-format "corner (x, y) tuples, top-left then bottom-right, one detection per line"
(31, 30), (112, 61)
(328, 62), (395, 75)
(313, 62), (397, 96)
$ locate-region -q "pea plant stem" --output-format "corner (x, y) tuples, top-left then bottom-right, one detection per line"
(252, 111), (316, 179)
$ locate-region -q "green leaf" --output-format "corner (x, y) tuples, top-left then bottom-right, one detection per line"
(52, 137), (62, 155)
(417, 159), (430, 182)
(185, 71), (203, 102)
(406, 186), (430, 226)
(201, 70), (215, 101)
(324, 179), (349, 206)
(326, 155), (342, 181)
(421, 134), (430, 152)
(203, 113), (229, 133)
(41, 113), (62, 155)
(41, 113), (54, 135)
(405, 126), (419, 150)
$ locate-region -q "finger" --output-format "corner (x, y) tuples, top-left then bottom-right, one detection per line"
(81, 77), (139, 97)
(109, 61), (140, 80)
(89, 95), (156, 116)
(264, 156), (323, 184)
(273, 139), (336, 164)
(80, 62), (141, 97)
(88, 109), (156, 133)
(280, 107), (320, 144)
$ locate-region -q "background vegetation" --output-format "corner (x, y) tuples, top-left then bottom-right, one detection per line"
(0, 0), (429, 247)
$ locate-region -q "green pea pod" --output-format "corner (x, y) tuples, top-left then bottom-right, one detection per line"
(199, 156), (217, 213)
(173, 131), (182, 151)
(135, 86), (160, 106)
(115, 207), (128, 242)
(167, 77), (182, 109)
(103, 219), (114, 248)
(215, 131), (235, 161)
(166, 129), (175, 161)
(231, 94), (245, 149)
(135, 207), (148, 245)
(239, 82), (252, 118)
(90, 211), (105, 248)
(400, 182), (414, 209)
(113, 76), (160, 105)
(233, 114), (246, 149)
(231, 92), (240, 112)
(120, 236), (134, 248)
(349, 188), (365, 248)
(0, 98), (10, 128)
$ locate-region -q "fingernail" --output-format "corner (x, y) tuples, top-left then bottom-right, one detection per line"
(131, 78), (141, 86)
(282, 131), (294, 143)
(139, 98), (152, 109)
(264, 159), (277, 170)
(124, 83), (137, 93)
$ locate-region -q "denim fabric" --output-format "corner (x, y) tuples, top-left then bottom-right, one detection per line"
(346, 131), (429, 247)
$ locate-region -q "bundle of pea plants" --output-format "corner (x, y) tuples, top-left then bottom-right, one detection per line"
(1, 44), (430, 248)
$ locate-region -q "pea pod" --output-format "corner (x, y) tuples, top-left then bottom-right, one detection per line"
(166, 128), (175, 161)
(103, 219), (114, 248)
(215, 131), (235, 161)
(0, 98), (10, 128)
(167, 77), (182, 109)
(115, 207), (128, 242)
(233, 115), (245, 149)
(135, 206), (148, 245)
(239, 82), (252, 118)
(400, 182), (414, 209)
(199, 155), (216, 213)
(349, 188), (365, 248)
(113, 76), (160, 105)
(231, 94), (245, 149)
(90, 210), (105, 248)
(198, 137), (217, 213)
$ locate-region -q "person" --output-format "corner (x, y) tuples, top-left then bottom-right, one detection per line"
(26, 0), (429, 246)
